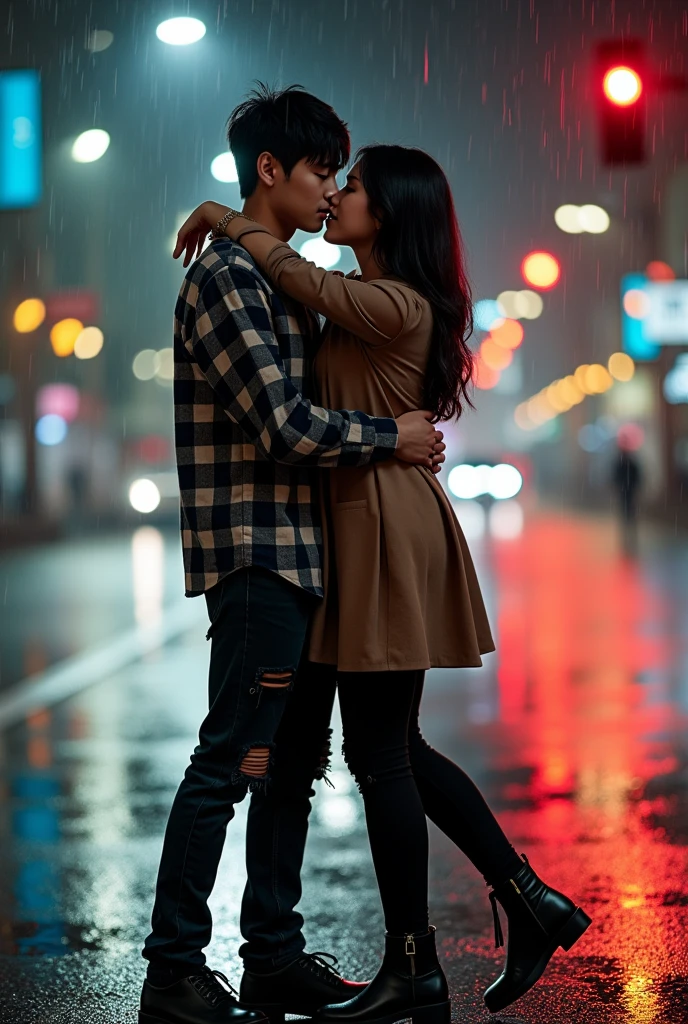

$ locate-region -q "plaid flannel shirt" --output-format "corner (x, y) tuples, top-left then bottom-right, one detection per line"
(174, 238), (399, 598)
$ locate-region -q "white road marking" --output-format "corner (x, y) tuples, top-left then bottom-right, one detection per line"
(0, 599), (207, 730)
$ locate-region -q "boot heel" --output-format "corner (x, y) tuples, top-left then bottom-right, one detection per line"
(412, 1000), (451, 1024)
(558, 907), (592, 951)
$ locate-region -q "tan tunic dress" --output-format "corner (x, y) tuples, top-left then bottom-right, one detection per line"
(255, 240), (495, 672)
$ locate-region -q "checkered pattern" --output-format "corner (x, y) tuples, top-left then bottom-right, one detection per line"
(174, 238), (398, 598)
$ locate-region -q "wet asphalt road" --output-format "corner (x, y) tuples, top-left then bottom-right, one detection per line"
(0, 510), (687, 1024)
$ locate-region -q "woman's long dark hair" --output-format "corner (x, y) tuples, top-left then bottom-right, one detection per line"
(356, 144), (474, 422)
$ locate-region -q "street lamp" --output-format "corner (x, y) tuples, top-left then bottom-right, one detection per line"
(156, 18), (206, 45)
(71, 129), (110, 163)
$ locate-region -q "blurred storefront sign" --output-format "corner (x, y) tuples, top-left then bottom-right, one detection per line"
(663, 354), (688, 404)
(45, 291), (99, 324)
(0, 70), (42, 209)
(644, 281), (688, 343)
(621, 275), (688, 357)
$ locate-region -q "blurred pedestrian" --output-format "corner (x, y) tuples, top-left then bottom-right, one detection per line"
(612, 440), (643, 554)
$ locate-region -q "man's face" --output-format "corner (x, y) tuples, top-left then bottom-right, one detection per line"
(271, 157), (339, 234)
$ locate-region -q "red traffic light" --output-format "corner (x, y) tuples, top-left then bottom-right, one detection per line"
(595, 40), (646, 165)
(603, 65), (643, 106)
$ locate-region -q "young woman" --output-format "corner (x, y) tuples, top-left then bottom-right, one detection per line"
(175, 144), (591, 1022)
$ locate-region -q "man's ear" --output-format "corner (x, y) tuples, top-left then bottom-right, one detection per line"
(256, 151), (281, 189)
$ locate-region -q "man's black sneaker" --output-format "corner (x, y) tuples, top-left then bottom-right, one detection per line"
(140, 966), (269, 1024)
(240, 952), (368, 1024)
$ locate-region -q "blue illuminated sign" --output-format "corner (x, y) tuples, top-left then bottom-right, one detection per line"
(620, 274), (660, 361)
(0, 70), (42, 209)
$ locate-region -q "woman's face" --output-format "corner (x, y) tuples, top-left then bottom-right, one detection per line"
(324, 162), (379, 249)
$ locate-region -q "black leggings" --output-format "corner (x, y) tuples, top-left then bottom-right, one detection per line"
(337, 667), (523, 936)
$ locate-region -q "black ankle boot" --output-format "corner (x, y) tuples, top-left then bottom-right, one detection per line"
(316, 927), (450, 1024)
(484, 855), (592, 1013)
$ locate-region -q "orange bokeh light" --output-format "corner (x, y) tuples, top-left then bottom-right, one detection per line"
(645, 261), (675, 281)
(491, 319), (524, 350)
(473, 358), (500, 390)
(521, 251), (561, 290)
(480, 338), (513, 371)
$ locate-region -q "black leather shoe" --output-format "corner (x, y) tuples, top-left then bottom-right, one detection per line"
(240, 951), (367, 1023)
(316, 928), (450, 1024)
(140, 966), (268, 1024)
(484, 854), (592, 1013)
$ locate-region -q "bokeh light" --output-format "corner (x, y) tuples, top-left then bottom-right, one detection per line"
(583, 364), (614, 394)
(74, 326), (104, 360)
(13, 298), (46, 333)
(86, 30), (114, 52)
(521, 251), (561, 290)
(71, 129), (110, 163)
(622, 288), (650, 319)
(578, 205), (610, 233)
(645, 260), (675, 281)
(617, 423), (645, 450)
(554, 205), (583, 233)
(603, 66), (643, 106)
(491, 318), (524, 350)
(519, 290), (544, 319)
(36, 384), (79, 422)
(210, 152), (239, 183)
(155, 348), (174, 383)
(481, 338), (513, 370)
(35, 414), (68, 446)
(156, 17), (206, 45)
(473, 358), (500, 390)
(473, 299), (503, 331)
(299, 235), (341, 269)
(448, 463), (522, 500)
(129, 479), (161, 514)
(608, 352), (635, 382)
(133, 349), (160, 381)
(50, 318), (83, 357)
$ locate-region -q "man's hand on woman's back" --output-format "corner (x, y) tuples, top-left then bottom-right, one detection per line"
(394, 410), (445, 474)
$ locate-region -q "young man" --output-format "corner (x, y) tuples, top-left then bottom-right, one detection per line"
(140, 85), (444, 1024)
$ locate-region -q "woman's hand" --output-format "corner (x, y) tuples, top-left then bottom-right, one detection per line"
(173, 201), (230, 267)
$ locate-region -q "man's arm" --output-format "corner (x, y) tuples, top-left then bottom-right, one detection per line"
(190, 264), (398, 468)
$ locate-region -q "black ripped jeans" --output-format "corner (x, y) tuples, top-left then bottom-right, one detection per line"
(143, 568), (336, 981)
(333, 666), (524, 936)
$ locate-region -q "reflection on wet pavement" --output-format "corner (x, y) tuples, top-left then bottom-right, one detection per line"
(0, 512), (686, 1022)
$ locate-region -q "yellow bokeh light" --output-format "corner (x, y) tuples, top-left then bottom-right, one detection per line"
(584, 363), (613, 394)
(13, 298), (46, 333)
(50, 318), (83, 357)
(578, 204), (610, 233)
(608, 352), (635, 382)
(74, 326), (104, 360)
(558, 375), (585, 405)
(522, 251), (561, 290)
(514, 403), (532, 430)
(546, 383), (571, 412)
(574, 364), (591, 392)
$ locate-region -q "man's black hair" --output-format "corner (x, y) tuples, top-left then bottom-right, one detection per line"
(226, 83), (350, 198)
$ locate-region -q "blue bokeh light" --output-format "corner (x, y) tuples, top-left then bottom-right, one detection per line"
(36, 414), (68, 446)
